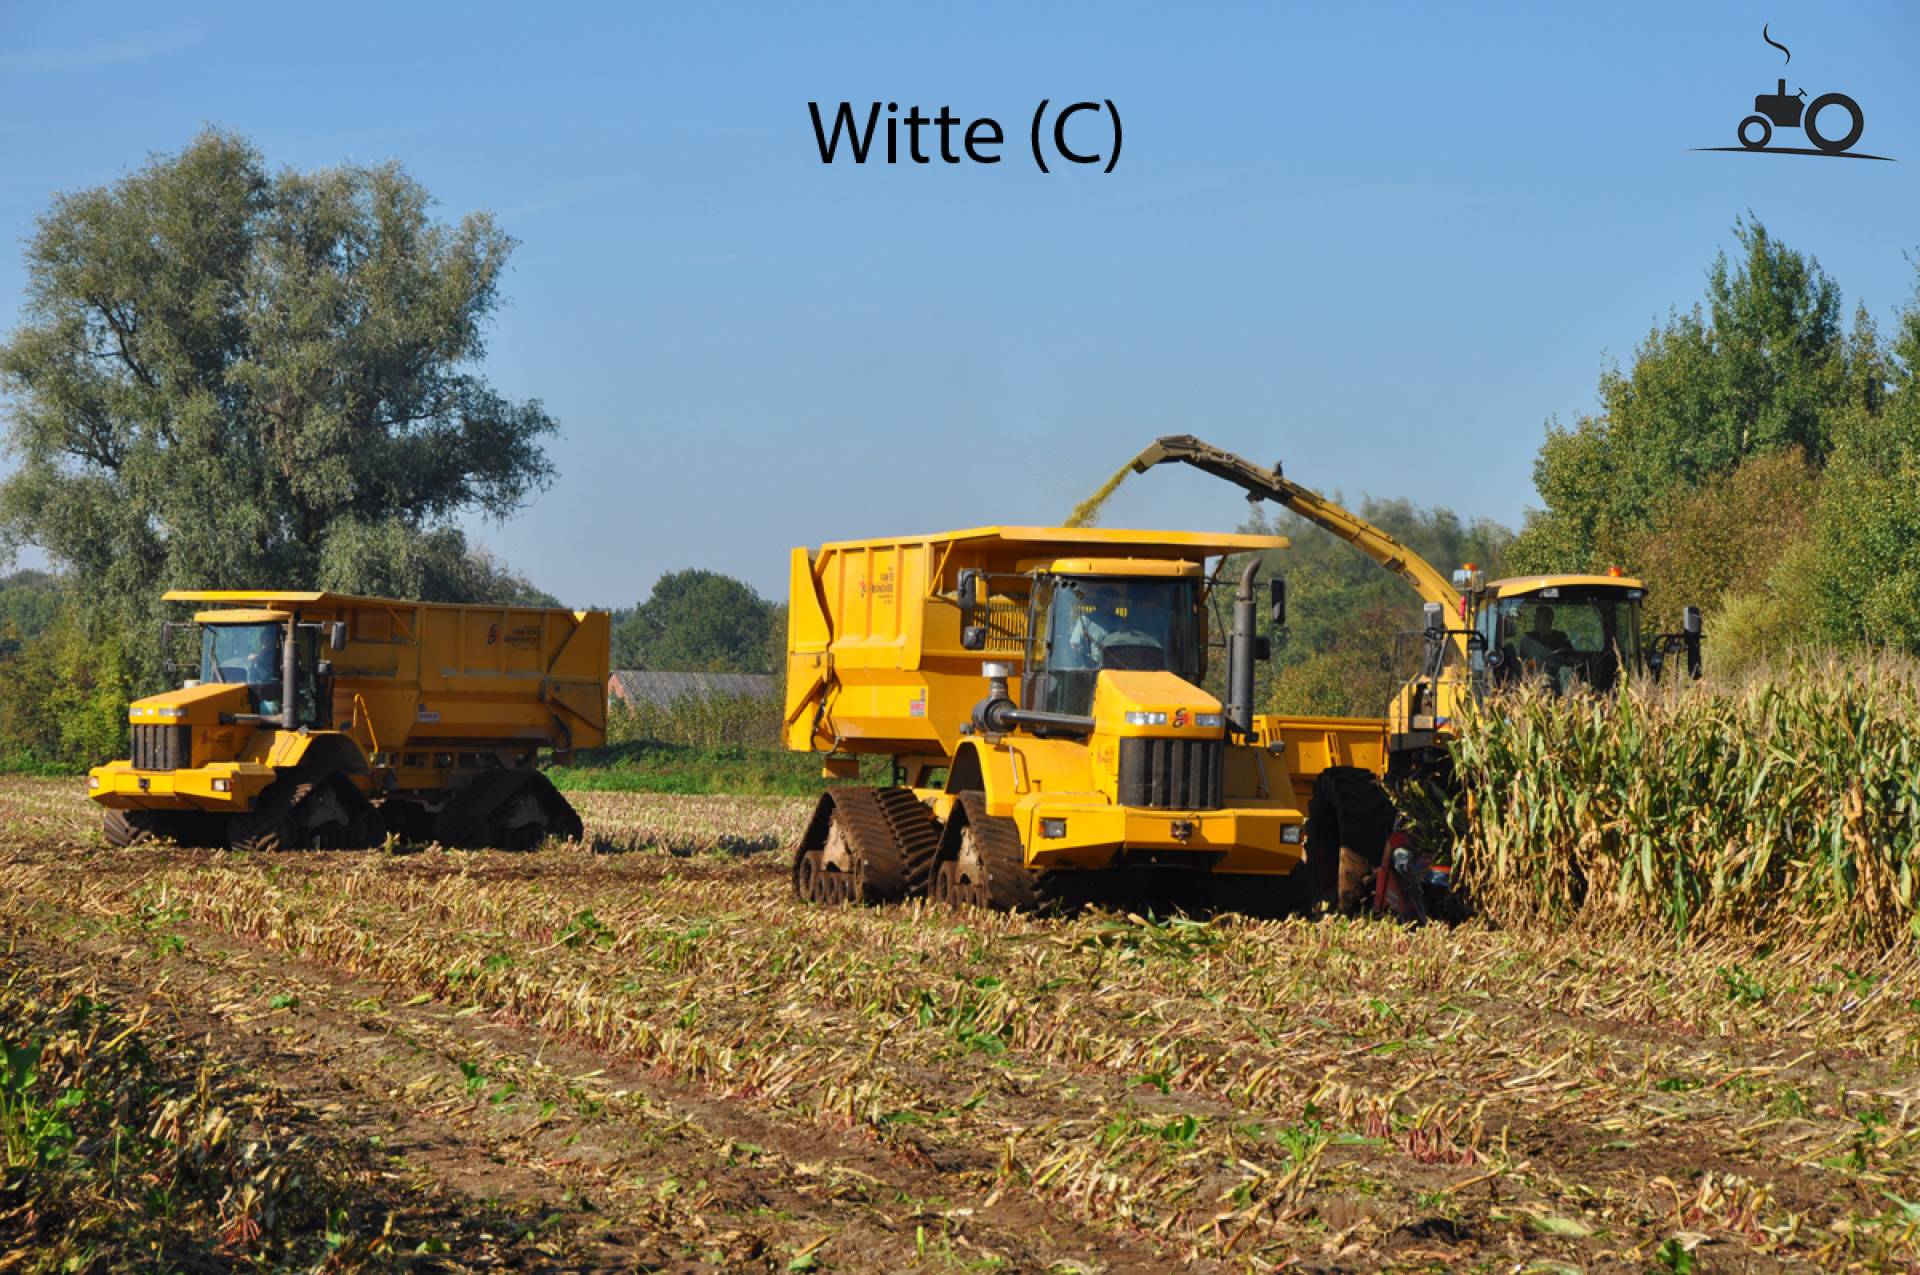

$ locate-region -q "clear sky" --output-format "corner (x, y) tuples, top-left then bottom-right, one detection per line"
(1, 1), (1915, 606)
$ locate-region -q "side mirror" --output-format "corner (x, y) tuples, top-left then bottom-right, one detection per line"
(957, 569), (981, 615)
(1253, 635), (1272, 662)
(315, 659), (334, 680)
(330, 621), (348, 651)
(1268, 578), (1286, 626)
(1682, 605), (1702, 637)
(961, 625), (987, 651)
(1423, 601), (1445, 635)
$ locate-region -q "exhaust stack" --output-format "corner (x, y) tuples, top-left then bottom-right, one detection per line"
(1226, 559), (1260, 738)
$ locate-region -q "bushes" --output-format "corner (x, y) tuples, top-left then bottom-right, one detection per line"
(1448, 656), (1920, 948)
(604, 692), (782, 750)
(0, 606), (132, 771)
(565, 692), (839, 794)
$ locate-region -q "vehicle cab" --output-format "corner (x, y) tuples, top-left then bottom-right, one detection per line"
(1475, 574), (1646, 694)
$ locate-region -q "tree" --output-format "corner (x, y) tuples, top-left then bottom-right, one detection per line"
(0, 129), (557, 634)
(315, 518), (558, 607)
(1804, 270), (1920, 652)
(1622, 448), (1821, 631)
(0, 569), (63, 648)
(1509, 218), (1861, 574)
(612, 570), (779, 672)
(1244, 498), (1513, 717)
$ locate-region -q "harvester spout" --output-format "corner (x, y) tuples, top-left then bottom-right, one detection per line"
(1128, 437), (1177, 473)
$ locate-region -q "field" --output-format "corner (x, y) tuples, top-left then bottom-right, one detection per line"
(5, 776), (1920, 1273)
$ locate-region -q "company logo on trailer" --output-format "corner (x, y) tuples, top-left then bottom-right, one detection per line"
(1695, 25), (1892, 161)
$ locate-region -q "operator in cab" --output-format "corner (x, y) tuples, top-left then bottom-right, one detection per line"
(1517, 606), (1572, 666)
(1068, 584), (1128, 665)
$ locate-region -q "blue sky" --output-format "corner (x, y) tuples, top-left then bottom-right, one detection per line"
(1, 1), (1915, 605)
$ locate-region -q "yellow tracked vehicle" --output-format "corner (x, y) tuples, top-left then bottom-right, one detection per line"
(784, 527), (1392, 912)
(90, 591), (608, 851)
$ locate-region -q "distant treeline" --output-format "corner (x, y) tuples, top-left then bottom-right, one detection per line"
(1243, 218), (1920, 718)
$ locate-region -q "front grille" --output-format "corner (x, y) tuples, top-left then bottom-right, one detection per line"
(131, 723), (192, 771)
(1118, 737), (1224, 811)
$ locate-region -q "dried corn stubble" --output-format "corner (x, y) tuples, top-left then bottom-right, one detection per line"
(9, 777), (1920, 1268)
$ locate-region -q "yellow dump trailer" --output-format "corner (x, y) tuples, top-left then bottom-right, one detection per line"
(785, 527), (1391, 912)
(90, 591), (608, 851)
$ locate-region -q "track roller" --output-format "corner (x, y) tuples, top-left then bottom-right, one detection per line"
(225, 770), (387, 852)
(789, 787), (933, 905)
(936, 793), (1062, 914)
(433, 770), (584, 850)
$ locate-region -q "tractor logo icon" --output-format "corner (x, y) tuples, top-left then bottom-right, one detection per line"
(1698, 25), (1892, 162)
(1741, 78), (1861, 153)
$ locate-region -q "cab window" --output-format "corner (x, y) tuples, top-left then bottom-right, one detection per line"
(1029, 576), (1201, 716)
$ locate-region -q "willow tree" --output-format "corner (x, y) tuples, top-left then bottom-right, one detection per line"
(0, 129), (557, 627)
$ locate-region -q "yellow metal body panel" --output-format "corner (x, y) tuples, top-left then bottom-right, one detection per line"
(90, 760), (279, 811)
(1045, 557), (1201, 577)
(928, 736), (1307, 873)
(192, 608), (291, 623)
(91, 721), (372, 812)
(1015, 797), (1302, 872)
(1488, 573), (1644, 597)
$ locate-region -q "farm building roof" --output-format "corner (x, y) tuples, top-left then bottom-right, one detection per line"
(609, 670), (776, 708)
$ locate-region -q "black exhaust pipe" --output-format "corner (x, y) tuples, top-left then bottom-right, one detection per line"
(280, 613), (299, 729)
(1226, 559), (1259, 738)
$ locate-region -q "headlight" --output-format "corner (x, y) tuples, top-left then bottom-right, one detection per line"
(1280, 824), (1303, 844)
(1194, 713), (1224, 728)
(1039, 817), (1067, 839)
(88, 776), (100, 789)
(1123, 711), (1168, 726)
(211, 778), (231, 793)
(155, 706), (187, 720)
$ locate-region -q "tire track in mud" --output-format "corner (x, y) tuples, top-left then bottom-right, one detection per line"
(5, 903), (1178, 1275)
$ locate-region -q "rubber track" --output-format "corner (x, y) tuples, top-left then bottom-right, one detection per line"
(228, 777), (300, 853)
(434, 771), (529, 848)
(824, 787), (911, 902)
(434, 770), (583, 850)
(102, 808), (159, 848)
(872, 788), (943, 896)
(953, 792), (1061, 914)
(321, 775), (386, 848)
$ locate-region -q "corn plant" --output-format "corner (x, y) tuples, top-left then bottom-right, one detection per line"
(1448, 653), (1920, 947)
